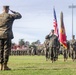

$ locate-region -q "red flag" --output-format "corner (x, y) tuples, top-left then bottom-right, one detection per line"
(59, 12), (67, 49)
(53, 8), (59, 38)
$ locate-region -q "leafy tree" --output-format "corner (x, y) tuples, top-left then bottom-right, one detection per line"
(19, 39), (25, 46)
(35, 40), (41, 45)
(25, 41), (30, 47)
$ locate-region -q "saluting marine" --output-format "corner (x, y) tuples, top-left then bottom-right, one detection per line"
(46, 29), (60, 63)
(0, 6), (22, 70)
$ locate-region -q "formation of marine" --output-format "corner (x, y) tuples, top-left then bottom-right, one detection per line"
(10, 30), (76, 63)
(44, 30), (76, 62)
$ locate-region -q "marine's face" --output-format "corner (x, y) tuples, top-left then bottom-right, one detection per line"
(3, 8), (9, 13)
(51, 31), (54, 35)
(73, 36), (75, 39)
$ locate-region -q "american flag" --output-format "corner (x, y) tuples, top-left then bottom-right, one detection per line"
(53, 8), (59, 38)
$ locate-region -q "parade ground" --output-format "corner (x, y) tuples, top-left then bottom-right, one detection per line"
(0, 55), (76, 75)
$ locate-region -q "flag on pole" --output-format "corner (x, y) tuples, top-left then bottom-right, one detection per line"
(59, 12), (67, 49)
(53, 8), (59, 38)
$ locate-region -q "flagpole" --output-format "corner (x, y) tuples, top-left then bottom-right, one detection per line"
(69, 4), (76, 38)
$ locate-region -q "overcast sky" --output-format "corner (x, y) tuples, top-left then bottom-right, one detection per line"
(0, 0), (76, 44)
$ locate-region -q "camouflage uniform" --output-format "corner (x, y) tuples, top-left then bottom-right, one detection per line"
(62, 40), (70, 62)
(46, 32), (60, 63)
(66, 40), (70, 58)
(44, 35), (50, 60)
(0, 6), (22, 70)
(60, 40), (69, 62)
(31, 47), (36, 55)
(62, 46), (68, 61)
(56, 40), (60, 60)
(70, 36), (76, 61)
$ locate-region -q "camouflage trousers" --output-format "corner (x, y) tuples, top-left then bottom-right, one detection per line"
(49, 47), (58, 61)
(0, 39), (11, 64)
(45, 48), (50, 60)
(72, 50), (76, 60)
(63, 50), (68, 59)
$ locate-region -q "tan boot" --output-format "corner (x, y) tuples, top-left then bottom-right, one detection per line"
(3, 64), (11, 70)
(0, 64), (3, 70)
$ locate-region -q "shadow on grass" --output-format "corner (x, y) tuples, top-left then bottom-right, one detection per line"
(11, 67), (69, 71)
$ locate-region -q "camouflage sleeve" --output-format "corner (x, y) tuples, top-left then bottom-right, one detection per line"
(56, 37), (60, 48)
(11, 11), (22, 19)
(70, 41), (74, 48)
(67, 41), (70, 49)
(70, 41), (72, 46)
(45, 35), (50, 39)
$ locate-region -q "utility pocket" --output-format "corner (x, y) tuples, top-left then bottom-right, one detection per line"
(0, 29), (7, 39)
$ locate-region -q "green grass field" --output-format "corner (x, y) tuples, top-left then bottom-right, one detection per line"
(0, 55), (76, 75)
